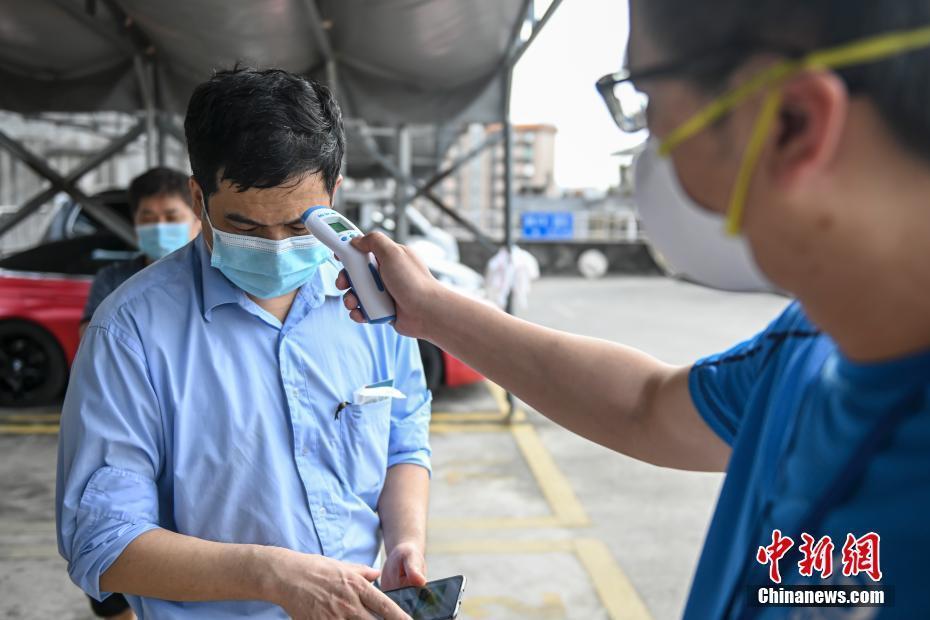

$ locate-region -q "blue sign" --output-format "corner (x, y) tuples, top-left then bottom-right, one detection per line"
(521, 211), (574, 241)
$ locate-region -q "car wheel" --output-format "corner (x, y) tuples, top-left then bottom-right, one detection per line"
(0, 321), (67, 407)
(417, 340), (444, 392)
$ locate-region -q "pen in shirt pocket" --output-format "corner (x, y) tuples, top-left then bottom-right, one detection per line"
(334, 380), (406, 419)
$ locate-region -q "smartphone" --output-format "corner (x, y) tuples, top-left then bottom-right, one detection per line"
(383, 575), (466, 620)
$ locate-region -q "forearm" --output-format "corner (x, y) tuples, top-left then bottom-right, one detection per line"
(379, 464), (429, 554)
(341, 232), (728, 470)
(423, 289), (673, 450)
(100, 528), (276, 603)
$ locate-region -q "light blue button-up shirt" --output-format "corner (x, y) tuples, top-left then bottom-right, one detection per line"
(56, 235), (431, 619)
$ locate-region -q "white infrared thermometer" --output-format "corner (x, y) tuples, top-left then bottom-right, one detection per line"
(301, 206), (396, 324)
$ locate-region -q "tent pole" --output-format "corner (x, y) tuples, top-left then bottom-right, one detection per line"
(134, 56), (157, 168)
(501, 63), (517, 420)
(394, 125), (411, 244)
(0, 129), (136, 245)
(510, 0), (565, 67)
(495, 0), (563, 422)
(153, 59), (166, 166)
(156, 112), (168, 166)
(353, 124), (497, 251)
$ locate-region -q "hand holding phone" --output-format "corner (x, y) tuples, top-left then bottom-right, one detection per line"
(382, 575), (466, 620)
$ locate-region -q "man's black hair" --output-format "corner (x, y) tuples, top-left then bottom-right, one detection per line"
(640, 0), (930, 161)
(183, 67), (345, 202)
(127, 167), (193, 216)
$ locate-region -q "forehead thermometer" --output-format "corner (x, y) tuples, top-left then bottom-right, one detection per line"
(301, 206), (396, 324)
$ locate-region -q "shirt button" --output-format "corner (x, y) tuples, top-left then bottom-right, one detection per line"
(319, 506), (327, 516)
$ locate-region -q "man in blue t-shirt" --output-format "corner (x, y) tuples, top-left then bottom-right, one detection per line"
(329, 1), (930, 617)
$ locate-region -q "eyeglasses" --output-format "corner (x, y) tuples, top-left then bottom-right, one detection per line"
(595, 69), (649, 133)
(596, 42), (806, 134)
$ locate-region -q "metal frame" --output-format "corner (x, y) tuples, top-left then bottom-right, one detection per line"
(0, 127), (137, 244)
(352, 123), (499, 252)
(0, 120), (146, 239)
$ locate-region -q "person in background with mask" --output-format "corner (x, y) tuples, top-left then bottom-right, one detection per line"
(79, 167), (201, 341)
(337, 0), (930, 616)
(57, 68), (427, 620)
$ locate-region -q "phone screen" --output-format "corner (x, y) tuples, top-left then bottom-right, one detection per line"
(384, 576), (464, 620)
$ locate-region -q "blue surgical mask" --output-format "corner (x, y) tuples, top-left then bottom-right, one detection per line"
(202, 205), (332, 299)
(136, 222), (191, 260)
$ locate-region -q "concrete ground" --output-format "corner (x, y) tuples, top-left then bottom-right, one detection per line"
(0, 276), (788, 619)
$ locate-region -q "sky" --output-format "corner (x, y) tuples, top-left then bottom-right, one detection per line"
(511, 0), (640, 191)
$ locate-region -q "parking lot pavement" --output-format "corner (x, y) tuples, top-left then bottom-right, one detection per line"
(0, 275), (789, 619)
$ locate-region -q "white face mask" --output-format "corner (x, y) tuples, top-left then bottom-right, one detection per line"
(633, 139), (776, 293)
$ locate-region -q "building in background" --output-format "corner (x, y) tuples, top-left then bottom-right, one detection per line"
(435, 122), (640, 245)
(438, 123), (558, 237)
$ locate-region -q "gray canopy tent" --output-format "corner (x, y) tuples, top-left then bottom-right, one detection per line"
(0, 0), (562, 248)
(0, 0), (563, 413)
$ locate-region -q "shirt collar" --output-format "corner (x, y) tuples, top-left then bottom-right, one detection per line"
(195, 235), (343, 321)
(196, 234), (242, 321)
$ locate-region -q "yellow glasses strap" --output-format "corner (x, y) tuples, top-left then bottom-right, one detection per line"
(659, 25), (930, 157)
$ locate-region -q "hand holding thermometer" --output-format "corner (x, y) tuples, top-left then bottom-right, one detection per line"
(301, 206), (396, 323)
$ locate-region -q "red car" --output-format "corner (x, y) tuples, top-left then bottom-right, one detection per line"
(0, 196), (481, 407)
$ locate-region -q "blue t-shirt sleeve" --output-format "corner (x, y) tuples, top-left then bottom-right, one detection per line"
(688, 302), (804, 445)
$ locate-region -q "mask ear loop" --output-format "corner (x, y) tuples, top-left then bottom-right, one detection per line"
(724, 87), (784, 236)
(199, 195), (217, 252)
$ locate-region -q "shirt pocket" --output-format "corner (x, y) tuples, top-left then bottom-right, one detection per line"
(339, 398), (392, 507)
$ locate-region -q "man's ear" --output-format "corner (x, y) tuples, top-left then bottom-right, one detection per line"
(189, 177), (205, 219)
(770, 71), (849, 187)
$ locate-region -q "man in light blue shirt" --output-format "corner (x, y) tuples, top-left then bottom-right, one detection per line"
(57, 67), (427, 619)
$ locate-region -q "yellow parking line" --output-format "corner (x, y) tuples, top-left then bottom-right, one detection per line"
(0, 424), (59, 435)
(430, 421), (585, 531)
(0, 412), (60, 423)
(0, 520), (56, 534)
(428, 538), (653, 620)
(462, 593), (566, 618)
(433, 382), (589, 526)
(430, 423), (519, 434)
(0, 544), (61, 560)
(484, 381), (516, 416)
(431, 515), (568, 530)
(431, 538), (576, 554)
(509, 424), (589, 526)
(575, 538), (653, 620)
(431, 409), (527, 424)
